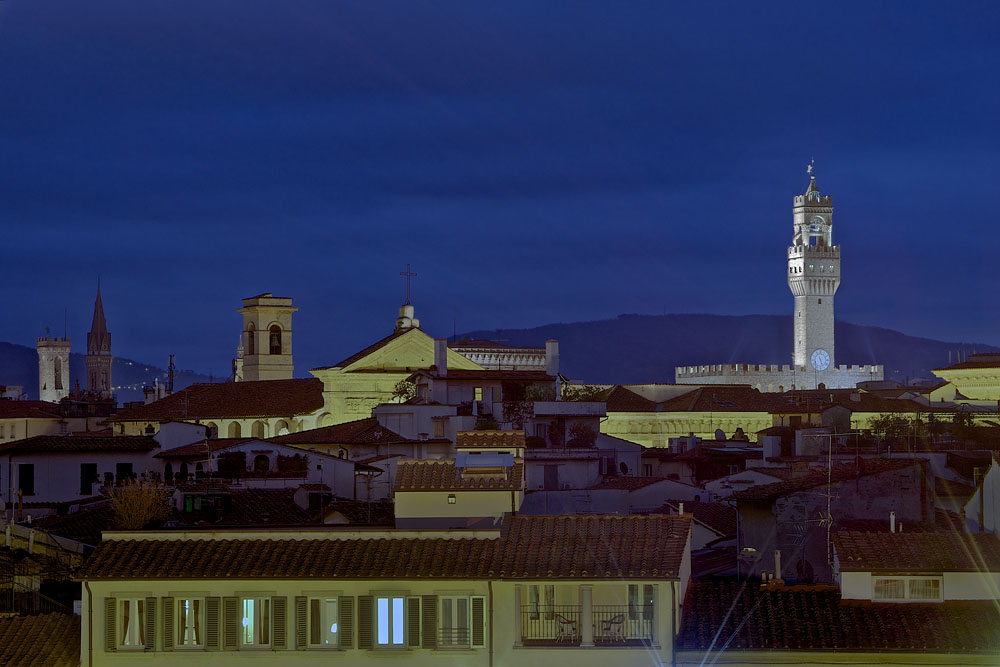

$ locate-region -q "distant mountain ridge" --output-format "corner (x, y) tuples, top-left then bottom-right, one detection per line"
(460, 314), (996, 385)
(0, 342), (214, 403)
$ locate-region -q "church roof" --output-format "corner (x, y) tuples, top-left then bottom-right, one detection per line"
(315, 329), (411, 370)
(109, 378), (324, 422)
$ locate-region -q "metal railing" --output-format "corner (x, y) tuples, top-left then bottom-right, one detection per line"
(520, 605), (581, 644)
(593, 605), (654, 644)
(438, 627), (471, 648)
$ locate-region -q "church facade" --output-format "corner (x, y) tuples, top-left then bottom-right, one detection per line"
(676, 169), (882, 391)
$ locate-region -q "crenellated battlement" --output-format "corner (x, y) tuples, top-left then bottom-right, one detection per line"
(37, 336), (70, 344)
(788, 244), (840, 256)
(794, 194), (833, 206)
(676, 363), (882, 377)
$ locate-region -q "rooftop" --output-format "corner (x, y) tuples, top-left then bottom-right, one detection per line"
(0, 400), (63, 420)
(677, 579), (1000, 653)
(456, 429), (525, 449)
(0, 613), (80, 667)
(729, 459), (920, 502)
(110, 378), (324, 421)
(833, 531), (1000, 572)
(79, 514), (691, 580)
(394, 459), (524, 491)
(268, 417), (411, 446)
(0, 434), (157, 455)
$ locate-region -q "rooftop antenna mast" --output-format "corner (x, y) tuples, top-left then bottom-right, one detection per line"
(167, 355), (176, 394)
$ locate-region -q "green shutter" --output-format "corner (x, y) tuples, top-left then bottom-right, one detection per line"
(104, 597), (117, 652)
(406, 597), (421, 647)
(223, 597), (239, 650)
(421, 595), (438, 649)
(357, 595), (373, 649)
(339, 596), (354, 650)
(294, 596), (307, 650)
(272, 597), (287, 649)
(162, 597), (174, 651)
(205, 597), (221, 651)
(471, 596), (486, 647)
(145, 597), (157, 651)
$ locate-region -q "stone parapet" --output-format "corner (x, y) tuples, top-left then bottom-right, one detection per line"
(674, 363), (884, 392)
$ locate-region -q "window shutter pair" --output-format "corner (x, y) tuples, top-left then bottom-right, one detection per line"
(205, 597), (221, 650)
(471, 596), (486, 648)
(104, 598), (116, 652)
(162, 597), (175, 651)
(407, 597), (422, 647)
(421, 595), (437, 649)
(357, 595), (373, 649)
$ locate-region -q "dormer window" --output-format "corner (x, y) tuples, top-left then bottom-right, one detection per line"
(873, 577), (941, 601)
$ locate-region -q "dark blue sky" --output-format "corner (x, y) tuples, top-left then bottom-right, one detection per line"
(2, 1), (998, 376)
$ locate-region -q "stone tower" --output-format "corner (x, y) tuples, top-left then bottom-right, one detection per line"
(238, 293), (297, 381)
(86, 284), (113, 398)
(788, 167), (839, 373)
(37, 333), (70, 402)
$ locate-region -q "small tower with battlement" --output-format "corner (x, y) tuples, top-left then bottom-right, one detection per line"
(37, 331), (70, 402)
(788, 163), (839, 373)
(239, 293), (297, 381)
(86, 284), (113, 398)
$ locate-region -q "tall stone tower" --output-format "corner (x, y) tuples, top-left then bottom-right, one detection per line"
(788, 166), (839, 373)
(238, 293), (297, 381)
(37, 333), (70, 402)
(86, 284), (113, 398)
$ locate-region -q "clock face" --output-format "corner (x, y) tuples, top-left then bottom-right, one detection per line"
(810, 348), (830, 371)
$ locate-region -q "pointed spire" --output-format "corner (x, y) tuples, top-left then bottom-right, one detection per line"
(87, 282), (111, 355)
(91, 282), (108, 337)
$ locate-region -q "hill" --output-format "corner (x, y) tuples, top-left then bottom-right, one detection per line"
(0, 342), (215, 403)
(460, 314), (995, 385)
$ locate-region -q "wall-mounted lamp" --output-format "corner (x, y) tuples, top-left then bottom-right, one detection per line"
(447, 494), (457, 504)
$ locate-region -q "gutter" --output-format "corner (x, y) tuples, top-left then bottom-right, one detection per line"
(488, 579), (494, 667)
(85, 580), (93, 667)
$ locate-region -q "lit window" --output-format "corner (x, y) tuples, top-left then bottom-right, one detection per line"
(375, 596), (405, 646)
(178, 598), (203, 647)
(808, 264), (814, 271)
(908, 579), (941, 600)
(873, 579), (906, 600)
(474, 387), (483, 401)
(242, 598), (271, 646)
(119, 599), (146, 648)
(434, 421), (444, 438)
(309, 598), (339, 647)
(439, 596), (470, 647)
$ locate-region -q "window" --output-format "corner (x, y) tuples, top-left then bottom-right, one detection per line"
(116, 462), (134, 483)
(642, 463), (653, 477)
(8, 424), (13, 439)
(269, 325), (282, 355)
(247, 323), (255, 356)
(241, 598), (270, 646)
(309, 598), (339, 648)
(18, 463), (34, 496)
(376, 596), (405, 647)
(228, 422), (242, 438)
(433, 420), (444, 438)
(439, 596), (470, 647)
(0, 425), (4, 439)
(80, 463), (98, 495)
(628, 584), (655, 621)
(54, 357), (63, 390)
(874, 578), (905, 600)
(119, 599), (147, 648)
(528, 585), (554, 620)
(177, 598), (203, 648)
(474, 387), (483, 401)
(909, 579), (941, 600)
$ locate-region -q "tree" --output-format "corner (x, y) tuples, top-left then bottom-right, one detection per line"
(561, 385), (609, 402)
(109, 478), (171, 530)
(567, 422), (598, 447)
(867, 413), (915, 443)
(392, 380), (416, 402)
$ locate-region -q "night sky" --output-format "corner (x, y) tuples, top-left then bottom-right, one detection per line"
(2, 1), (998, 377)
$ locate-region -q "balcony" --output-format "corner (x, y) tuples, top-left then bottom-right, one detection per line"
(520, 605), (655, 647)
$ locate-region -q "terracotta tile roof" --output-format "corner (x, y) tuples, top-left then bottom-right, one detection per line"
(660, 500), (737, 537)
(605, 386), (658, 412)
(110, 378), (324, 421)
(325, 499), (395, 525)
(394, 460), (524, 491)
(729, 459), (920, 502)
(591, 476), (667, 490)
(823, 393), (938, 414)
(677, 579), (1000, 653)
(0, 613), (80, 666)
(833, 531), (1000, 572)
(660, 386), (786, 413)
(268, 417), (411, 446)
(935, 476), (977, 499)
(155, 437), (255, 458)
(217, 488), (312, 525)
(0, 400), (65, 419)
(426, 369), (552, 381)
(0, 434), (157, 454)
(35, 502), (114, 546)
(448, 339), (515, 349)
(456, 430), (525, 449)
(79, 515), (691, 580)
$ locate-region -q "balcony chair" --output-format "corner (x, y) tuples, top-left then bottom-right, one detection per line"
(600, 614), (625, 643)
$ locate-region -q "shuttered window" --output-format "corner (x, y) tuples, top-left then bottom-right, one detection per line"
(375, 596), (405, 647)
(272, 597), (287, 649)
(176, 598), (203, 648)
(144, 597), (156, 651)
(162, 597), (175, 651)
(117, 599), (147, 649)
(295, 597), (307, 650)
(222, 597), (239, 650)
(471, 596), (486, 648)
(339, 596), (354, 649)
(439, 596), (469, 647)
(238, 597), (270, 647)
(421, 595), (438, 649)
(104, 597), (117, 652)
(357, 596), (373, 649)
(205, 597), (221, 650)
(307, 597), (339, 648)
(406, 597), (421, 647)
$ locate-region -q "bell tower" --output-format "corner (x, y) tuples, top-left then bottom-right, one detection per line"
(238, 293), (297, 381)
(787, 162), (839, 373)
(86, 284), (113, 398)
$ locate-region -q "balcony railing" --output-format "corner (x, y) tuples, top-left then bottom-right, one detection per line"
(520, 605), (654, 647)
(438, 628), (471, 648)
(521, 605), (581, 645)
